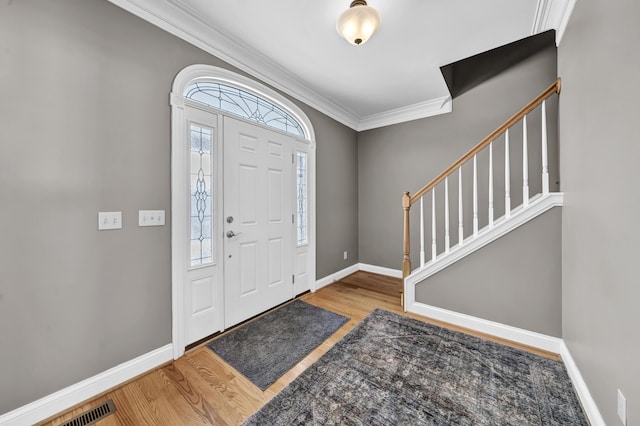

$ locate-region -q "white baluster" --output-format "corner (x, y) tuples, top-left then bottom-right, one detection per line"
(523, 115), (529, 207)
(473, 154), (478, 236)
(431, 190), (436, 261)
(420, 196), (425, 268)
(444, 177), (450, 253)
(505, 129), (511, 218)
(489, 142), (494, 227)
(542, 100), (549, 194)
(458, 167), (463, 246)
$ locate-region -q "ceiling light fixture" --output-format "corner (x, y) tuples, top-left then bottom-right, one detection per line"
(336, 0), (381, 46)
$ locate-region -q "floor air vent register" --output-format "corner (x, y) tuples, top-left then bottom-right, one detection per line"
(60, 399), (116, 426)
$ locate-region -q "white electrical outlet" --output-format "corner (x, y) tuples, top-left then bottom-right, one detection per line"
(98, 212), (122, 230)
(618, 389), (626, 425)
(139, 210), (165, 227)
(343, 251), (348, 260)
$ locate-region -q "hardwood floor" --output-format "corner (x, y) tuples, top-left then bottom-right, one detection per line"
(42, 271), (559, 426)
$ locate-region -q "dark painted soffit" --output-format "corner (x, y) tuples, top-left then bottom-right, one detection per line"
(440, 30), (556, 99)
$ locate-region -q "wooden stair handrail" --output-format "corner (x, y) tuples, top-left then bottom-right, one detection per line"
(409, 78), (561, 206)
(401, 78), (561, 287)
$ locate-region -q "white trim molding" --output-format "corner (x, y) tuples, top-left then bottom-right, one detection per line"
(405, 192), (563, 292)
(315, 263), (403, 291)
(559, 342), (606, 426)
(532, 0), (578, 45)
(357, 97), (452, 132)
(315, 263), (360, 290)
(358, 263), (403, 278)
(0, 345), (173, 426)
(555, 0), (577, 45)
(405, 301), (563, 353)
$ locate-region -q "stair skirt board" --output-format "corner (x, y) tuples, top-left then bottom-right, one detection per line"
(405, 193), (563, 296)
(0, 345), (173, 426)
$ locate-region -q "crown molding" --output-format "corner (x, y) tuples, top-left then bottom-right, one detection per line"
(532, 0), (578, 45)
(107, 0), (453, 131)
(532, 0), (552, 34)
(555, 0), (577, 44)
(107, 0), (360, 129)
(357, 96), (452, 131)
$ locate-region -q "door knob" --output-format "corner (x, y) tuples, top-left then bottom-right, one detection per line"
(226, 230), (241, 238)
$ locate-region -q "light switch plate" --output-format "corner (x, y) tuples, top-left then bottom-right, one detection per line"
(98, 212), (122, 230)
(139, 210), (165, 227)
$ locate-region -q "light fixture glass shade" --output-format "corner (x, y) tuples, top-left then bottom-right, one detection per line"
(336, 1), (381, 46)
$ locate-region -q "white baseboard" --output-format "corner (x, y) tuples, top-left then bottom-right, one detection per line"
(315, 263), (403, 291)
(0, 344), (173, 426)
(559, 341), (606, 426)
(3, 284), (603, 426)
(406, 301), (563, 353)
(358, 263), (403, 278)
(315, 263), (360, 290)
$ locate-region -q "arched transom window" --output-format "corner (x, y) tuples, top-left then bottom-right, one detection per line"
(184, 81), (304, 137)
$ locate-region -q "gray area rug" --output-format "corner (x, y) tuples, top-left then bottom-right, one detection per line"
(207, 299), (348, 390)
(244, 309), (588, 425)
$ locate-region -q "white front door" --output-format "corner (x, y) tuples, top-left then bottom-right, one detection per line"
(172, 66), (317, 358)
(182, 106), (224, 345)
(223, 116), (294, 328)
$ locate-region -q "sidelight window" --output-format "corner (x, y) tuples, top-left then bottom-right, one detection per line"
(190, 123), (214, 266)
(296, 151), (308, 246)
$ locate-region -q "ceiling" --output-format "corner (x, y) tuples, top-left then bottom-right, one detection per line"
(108, 0), (572, 130)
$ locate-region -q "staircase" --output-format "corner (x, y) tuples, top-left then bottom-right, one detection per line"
(401, 78), (562, 309)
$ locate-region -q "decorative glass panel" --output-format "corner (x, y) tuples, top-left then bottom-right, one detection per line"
(296, 151), (308, 246)
(190, 124), (213, 266)
(184, 82), (304, 138)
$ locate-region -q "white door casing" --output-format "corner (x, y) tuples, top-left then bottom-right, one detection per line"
(223, 117), (294, 328)
(171, 65), (316, 359)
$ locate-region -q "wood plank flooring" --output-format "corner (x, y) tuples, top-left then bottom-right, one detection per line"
(42, 271), (559, 426)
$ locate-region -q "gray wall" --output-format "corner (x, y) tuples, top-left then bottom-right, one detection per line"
(558, 0), (640, 423)
(0, 0), (358, 414)
(311, 110), (359, 279)
(415, 207), (562, 337)
(358, 44), (558, 270)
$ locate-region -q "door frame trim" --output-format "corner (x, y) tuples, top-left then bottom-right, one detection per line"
(170, 64), (316, 359)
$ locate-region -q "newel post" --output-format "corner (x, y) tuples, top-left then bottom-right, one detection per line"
(402, 192), (412, 279)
